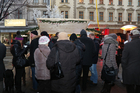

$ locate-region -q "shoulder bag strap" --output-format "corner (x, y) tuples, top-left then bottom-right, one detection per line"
(104, 43), (111, 64)
(39, 48), (47, 58)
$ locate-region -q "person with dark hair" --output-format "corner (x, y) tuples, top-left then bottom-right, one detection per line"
(122, 30), (140, 93)
(70, 33), (85, 93)
(28, 30), (40, 91)
(11, 31), (29, 93)
(79, 29), (96, 91)
(51, 32), (59, 44)
(0, 41), (6, 93)
(40, 31), (54, 49)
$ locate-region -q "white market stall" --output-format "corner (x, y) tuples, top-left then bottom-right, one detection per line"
(37, 18), (90, 34)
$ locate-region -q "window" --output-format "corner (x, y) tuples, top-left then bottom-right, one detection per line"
(138, 0), (140, 6)
(118, 0), (122, 5)
(137, 14), (140, 22)
(44, 0), (47, 3)
(128, 0), (132, 5)
(34, 0), (38, 3)
(65, 0), (68, 3)
(79, 0), (84, 3)
(128, 13), (132, 21)
(99, 12), (103, 21)
(43, 11), (47, 16)
(61, 11), (68, 18)
(99, 0), (104, 4)
(61, 0), (64, 2)
(118, 13), (122, 21)
(89, 0), (94, 4)
(79, 11), (84, 19)
(109, 0), (113, 5)
(65, 11), (68, 18)
(89, 12), (94, 21)
(15, 10), (22, 19)
(109, 12), (113, 21)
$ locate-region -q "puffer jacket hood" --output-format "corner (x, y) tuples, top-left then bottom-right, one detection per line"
(55, 40), (76, 53)
(80, 29), (87, 37)
(104, 36), (118, 45)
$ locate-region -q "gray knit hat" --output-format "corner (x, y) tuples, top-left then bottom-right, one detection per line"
(108, 33), (117, 40)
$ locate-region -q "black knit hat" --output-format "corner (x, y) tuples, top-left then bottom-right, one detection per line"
(70, 33), (77, 41)
(41, 31), (49, 37)
(31, 30), (38, 35)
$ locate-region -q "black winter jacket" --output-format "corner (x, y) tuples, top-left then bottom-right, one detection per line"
(28, 37), (39, 67)
(10, 40), (28, 67)
(79, 35), (96, 66)
(0, 42), (6, 81)
(92, 38), (100, 64)
(122, 37), (140, 85)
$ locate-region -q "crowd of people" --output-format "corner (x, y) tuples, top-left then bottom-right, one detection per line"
(0, 29), (140, 93)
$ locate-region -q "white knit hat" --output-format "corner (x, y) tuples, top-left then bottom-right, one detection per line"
(130, 29), (140, 35)
(39, 36), (50, 45)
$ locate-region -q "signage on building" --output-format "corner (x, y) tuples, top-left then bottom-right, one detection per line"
(5, 19), (26, 26)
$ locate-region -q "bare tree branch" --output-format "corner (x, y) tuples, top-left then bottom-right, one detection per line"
(0, 0), (28, 21)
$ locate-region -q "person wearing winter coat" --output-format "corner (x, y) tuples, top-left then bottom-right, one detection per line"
(34, 36), (51, 93)
(46, 32), (80, 93)
(101, 33), (118, 93)
(89, 33), (100, 85)
(0, 41), (6, 93)
(70, 33), (85, 93)
(10, 37), (29, 93)
(122, 30), (140, 93)
(28, 30), (40, 90)
(79, 29), (96, 91)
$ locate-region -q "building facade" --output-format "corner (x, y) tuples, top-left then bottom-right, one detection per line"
(55, 0), (140, 33)
(0, 0), (140, 44)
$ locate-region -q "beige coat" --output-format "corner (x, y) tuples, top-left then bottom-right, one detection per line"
(34, 45), (50, 80)
(102, 37), (118, 69)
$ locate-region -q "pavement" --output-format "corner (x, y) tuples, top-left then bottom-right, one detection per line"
(3, 48), (127, 93)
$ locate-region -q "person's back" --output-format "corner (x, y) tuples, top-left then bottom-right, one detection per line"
(122, 30), (140, 93)
(46, 32), (80, 93)
(0, 41), (6, 93)
(79, 34), (96, 66)
(79, 29), (96, 91)
(122, 37), (140, 85)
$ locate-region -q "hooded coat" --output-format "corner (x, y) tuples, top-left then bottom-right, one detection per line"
(34, 45), (50, 80)
(46, 40), (80, 93)
(79, 29), (96, 66)
(0, 41), (6, 81)
(122, 37), (140, 85)
(102, 36), (118, 70)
